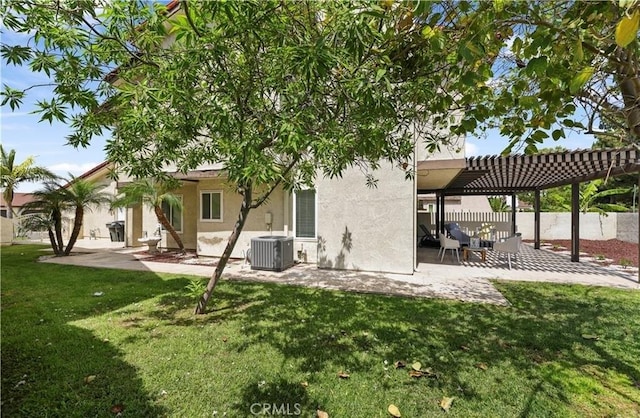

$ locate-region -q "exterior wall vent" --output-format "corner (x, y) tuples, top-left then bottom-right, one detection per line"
(250, 236), (294, 272)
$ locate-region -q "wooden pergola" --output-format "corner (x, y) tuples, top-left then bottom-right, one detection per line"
(418, 146), (640, 280)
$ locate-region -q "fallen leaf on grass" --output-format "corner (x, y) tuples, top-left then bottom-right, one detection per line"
(84, 375), (96, 384)
(409, 368), (436, 378)
(581, 334), (600, 341)
(222, 336), (228, 343)
(316, 409), (329, 418)
(394, 360), (406, 369)
(301, 381), (309, 388)
(460, 345), (470, 351)
(110, 404), (124, 414)
(337, 371), (350, 379)
(475, 363), (488, 371)
(440, 397), (454, 412)
(411, 362), (422, 371)
(388, 404), (401, 417)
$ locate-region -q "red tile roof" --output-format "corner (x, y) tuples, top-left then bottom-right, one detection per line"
(0, 193), (36, 208)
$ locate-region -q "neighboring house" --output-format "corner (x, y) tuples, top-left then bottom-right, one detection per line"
(0, 193), (37, 218)
(117, 135), (468, 275)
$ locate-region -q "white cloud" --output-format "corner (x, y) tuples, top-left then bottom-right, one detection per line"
(48, 162), (100, 175)
(465, 141), (480, 157)
(0, 123), (32, 131)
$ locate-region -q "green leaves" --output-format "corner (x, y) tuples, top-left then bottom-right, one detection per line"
(33, 99), (68, 124)
(569, 67), (594, 94)
(0, 44), (32, 65)
(1, 85), (25, 111)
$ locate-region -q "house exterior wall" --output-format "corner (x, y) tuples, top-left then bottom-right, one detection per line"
(196, 178), (290, 259)
(162, 182), (198, 250)
(1, 216), (13, 245)
(316, 162), (415, 274)
(80, 174), (119, 239)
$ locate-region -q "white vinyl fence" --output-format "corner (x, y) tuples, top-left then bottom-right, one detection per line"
(419, 211), (638, 243)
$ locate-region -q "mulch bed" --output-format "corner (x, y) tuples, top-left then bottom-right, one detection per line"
(529, 239), (638, 267)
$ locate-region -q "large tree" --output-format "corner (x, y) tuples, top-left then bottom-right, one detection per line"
(0, 145), (56, 219)
(2, 1), (639, 312)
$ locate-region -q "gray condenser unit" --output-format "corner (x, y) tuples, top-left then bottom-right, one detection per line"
(250, 236), (294, 272)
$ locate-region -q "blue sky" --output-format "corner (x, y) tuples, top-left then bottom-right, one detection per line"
(1, 27), (597, 193)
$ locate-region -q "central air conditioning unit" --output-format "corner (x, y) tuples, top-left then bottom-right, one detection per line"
(250, 236), (294, 272)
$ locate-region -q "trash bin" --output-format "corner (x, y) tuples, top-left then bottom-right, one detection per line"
(106, 221), (125, 242)
(106, 222), (117, 242)
(114, 220), (125, 242)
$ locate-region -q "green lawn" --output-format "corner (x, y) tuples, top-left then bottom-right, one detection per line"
(2, 244), (639, 417)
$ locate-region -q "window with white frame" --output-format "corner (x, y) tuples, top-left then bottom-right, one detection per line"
(201, 191), (223, 222)
(161, 196), (183, 233)
(295, 189), (316, 238)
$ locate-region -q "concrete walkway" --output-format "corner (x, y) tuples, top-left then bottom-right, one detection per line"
(39, 239), (639, 307)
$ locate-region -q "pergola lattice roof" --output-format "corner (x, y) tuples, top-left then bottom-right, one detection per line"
(442, 146), (640, 195)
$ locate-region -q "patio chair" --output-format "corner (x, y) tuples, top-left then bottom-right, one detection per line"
(446, 223), (494, 248)
(419, 224), (439, 248)
(445, 223), (471, 246)
(439, 232), (460, 263)
(492, 234), (522, 270)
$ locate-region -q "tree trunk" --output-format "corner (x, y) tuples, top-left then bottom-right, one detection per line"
(47, 228), (59, 255)
(64, 206), (83, 255)
(153, 206), (185, 252)
(195, 184), (252, 314)
(616, 48), (640, 138)
(4, 189), (14, 219)
(53, 209), (64, 255)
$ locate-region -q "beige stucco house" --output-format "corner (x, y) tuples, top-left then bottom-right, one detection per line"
(115, 132), (472, 275)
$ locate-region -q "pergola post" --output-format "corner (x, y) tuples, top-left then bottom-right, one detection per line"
(439, 192), (446, 235)
(534, 189), (541, 249)
(511, 194), (517, 235)
(435, 192), (440, 236)
(571, 182), (580, 262)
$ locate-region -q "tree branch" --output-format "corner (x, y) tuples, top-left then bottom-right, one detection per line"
(250, 157), (300, 209)
(180, 0), (203, 38)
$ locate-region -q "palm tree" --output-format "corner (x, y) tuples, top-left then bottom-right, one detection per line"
(112, 178), (185, 252)
(23, 181), (69, 255)
(488, 196), (510, 212)
(61, 176), (112, 255)
(0, 145), (56, 218)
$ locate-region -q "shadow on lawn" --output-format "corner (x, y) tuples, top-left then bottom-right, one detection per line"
(1, 245), (189, 417)
(156, 279), (640, 415)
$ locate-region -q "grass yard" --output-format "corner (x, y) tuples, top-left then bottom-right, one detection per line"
(2, 244), (639, 417)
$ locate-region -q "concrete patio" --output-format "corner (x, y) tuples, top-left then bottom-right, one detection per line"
(38, 239), (639, 308)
